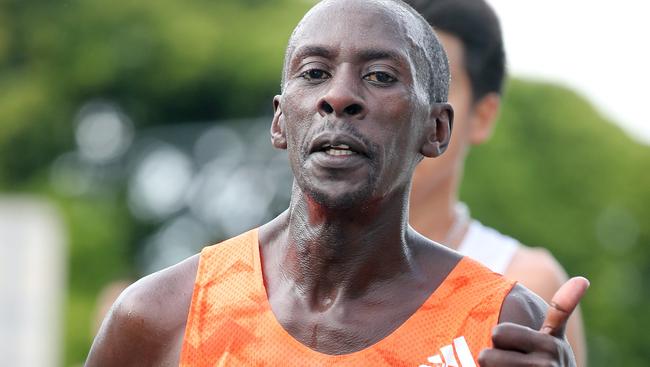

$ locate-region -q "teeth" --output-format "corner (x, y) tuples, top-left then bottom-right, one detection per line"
(326, 149), (354, 156)
(321, 143), (350, 149)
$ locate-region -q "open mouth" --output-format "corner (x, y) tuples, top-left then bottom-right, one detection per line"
(309, 133), (369, 159)
(321, 143), (356, 156)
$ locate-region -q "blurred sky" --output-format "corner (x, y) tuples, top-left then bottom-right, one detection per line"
(487, 0), (650, 145)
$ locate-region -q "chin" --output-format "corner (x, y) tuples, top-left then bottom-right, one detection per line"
(303, 180), (375, 211)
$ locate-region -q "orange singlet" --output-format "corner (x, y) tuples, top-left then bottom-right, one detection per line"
(179, 229), (515, 367)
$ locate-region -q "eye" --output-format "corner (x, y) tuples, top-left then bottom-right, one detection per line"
(300, 69), (331, 81)
(364, 71), (397, 84)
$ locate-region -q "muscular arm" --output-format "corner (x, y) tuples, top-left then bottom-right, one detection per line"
(85, 255), (199, 367)
(498, 283), (546, 328)
(506, 247), (587, 367)
(478, 279), (588, 367)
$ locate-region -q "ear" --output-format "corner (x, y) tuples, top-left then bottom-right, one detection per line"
(420, 102), (454, 158)
(271, 95), (287, 150)
(468, 92), (500, 145)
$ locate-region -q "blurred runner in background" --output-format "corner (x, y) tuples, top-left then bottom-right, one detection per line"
(406, 0), (586, 365)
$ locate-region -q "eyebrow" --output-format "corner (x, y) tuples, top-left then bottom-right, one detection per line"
(357, 48), (408, 66)
(292, 45), (337, 63)
(291, 45), (408, 67)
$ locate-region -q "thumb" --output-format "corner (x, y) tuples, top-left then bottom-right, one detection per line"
(540, 276), (590, 337)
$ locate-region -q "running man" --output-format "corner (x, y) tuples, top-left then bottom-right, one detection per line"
(85, 1), (587, 366)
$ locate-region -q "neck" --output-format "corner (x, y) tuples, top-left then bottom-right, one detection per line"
(409, 168), (464, 249)
(275, 185), (417, 309)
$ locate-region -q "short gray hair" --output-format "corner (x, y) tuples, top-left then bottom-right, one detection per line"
(280, 0), (450, 104)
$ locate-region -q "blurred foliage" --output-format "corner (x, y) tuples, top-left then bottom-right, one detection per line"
(57, 191), (133, 365)
(1, 0), (312, 364)
(0, 0), (312, 187)
(463, 79), (650, 366)
(1, 0), (649, 366)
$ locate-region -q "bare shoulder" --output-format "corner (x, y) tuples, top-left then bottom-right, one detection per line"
(498, 283), (547, 330)
(505, 245), (569, 303)
(85, 254), (200, 367)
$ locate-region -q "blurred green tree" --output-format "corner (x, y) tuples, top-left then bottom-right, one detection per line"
(463, 79), (650, 366)
(0, 0), (312, 187)
(1, 0), (312, 364)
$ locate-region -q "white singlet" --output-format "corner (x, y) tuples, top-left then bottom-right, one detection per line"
(457, 219), (520, 275)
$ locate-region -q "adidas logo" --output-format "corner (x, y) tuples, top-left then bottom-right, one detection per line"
(418, 336), (477, 367)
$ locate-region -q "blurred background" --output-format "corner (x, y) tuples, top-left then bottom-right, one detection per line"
(0, 0), (648, 366)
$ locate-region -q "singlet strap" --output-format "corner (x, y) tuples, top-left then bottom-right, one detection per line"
(458, 220), (520, 274)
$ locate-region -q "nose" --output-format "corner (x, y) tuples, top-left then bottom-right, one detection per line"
(317, 70), (366, 119)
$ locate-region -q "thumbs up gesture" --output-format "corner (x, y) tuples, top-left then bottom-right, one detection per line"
(478, 277), (590, 367)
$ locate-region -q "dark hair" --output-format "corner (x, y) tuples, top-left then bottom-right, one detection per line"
(404, 0), (506, 101)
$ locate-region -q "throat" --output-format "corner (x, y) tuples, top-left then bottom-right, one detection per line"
(314, 292), (336, 312)
(272, 264), (437, 355)
(285, 229), (414, 303)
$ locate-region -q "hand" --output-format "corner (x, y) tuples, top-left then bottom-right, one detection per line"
(478, 277), (590, 366)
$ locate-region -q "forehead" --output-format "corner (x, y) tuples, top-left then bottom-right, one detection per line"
(291, 1), (416, 64)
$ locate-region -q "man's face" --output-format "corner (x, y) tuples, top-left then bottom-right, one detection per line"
(411, 31), (476, 200)
(273, 0), (433, 209)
